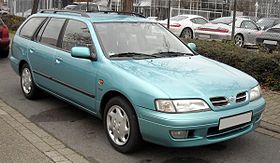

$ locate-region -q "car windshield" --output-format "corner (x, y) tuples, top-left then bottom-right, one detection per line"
(170, 15), (188, 21)
(94, 22), (194, 59)
(257, 18), (275, 28)
(211, 17), (233, 25)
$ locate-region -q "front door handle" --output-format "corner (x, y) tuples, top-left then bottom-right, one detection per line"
(29, 48), (34, 53)
(55, 57), (63, 64)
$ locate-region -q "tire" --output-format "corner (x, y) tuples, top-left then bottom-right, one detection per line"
(0, 49), (9, 58)
(181, 28), (193, 39)
(104, 96), (142, 153)
(20, 63), (39, 99)
(234, 34), (244, 47)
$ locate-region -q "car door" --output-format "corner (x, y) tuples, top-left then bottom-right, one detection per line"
(239, 20), (259, 44)
(30, 17), (66, 91)
(54, 19), (97, 111)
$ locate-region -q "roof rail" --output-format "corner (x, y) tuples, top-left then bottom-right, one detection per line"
(39, 10), (90, 18)
(89, 11), (146, 18)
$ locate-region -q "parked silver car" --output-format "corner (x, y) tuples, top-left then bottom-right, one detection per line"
(256, 24), (280, 53)
(194, 17), (261, 47)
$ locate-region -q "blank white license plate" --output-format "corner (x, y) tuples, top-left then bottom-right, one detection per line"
(219, 112), (252, 130)
(199, 34), (210, 39)
(263, 40), (277, 45)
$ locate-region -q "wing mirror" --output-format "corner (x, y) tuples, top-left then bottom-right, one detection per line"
(187, 43), (197, 51)
(71, 47), (97, 61)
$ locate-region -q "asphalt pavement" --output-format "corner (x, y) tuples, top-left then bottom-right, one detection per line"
(1, 56), (280, 163)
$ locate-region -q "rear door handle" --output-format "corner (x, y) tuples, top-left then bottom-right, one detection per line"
(55, 57), (63, 64)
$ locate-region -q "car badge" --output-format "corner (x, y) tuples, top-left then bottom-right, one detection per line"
(228, 96), (236, 103)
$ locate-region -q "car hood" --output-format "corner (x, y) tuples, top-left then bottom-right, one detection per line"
(111, 55), (257, 99)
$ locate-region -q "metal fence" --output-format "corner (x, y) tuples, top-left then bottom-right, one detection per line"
(170, 7), (223, 20)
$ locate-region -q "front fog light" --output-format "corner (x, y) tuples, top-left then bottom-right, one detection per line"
(170, 130), (189, 139)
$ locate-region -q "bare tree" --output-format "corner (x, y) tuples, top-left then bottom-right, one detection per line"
(31, 0), (39, 15)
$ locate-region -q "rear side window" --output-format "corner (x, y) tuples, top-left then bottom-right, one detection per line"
(40, 18), (66, 46)
(62, 20), (93, 52)
(20, 17), (46, 39)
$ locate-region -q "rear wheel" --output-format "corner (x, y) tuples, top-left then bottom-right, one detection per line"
(181, 28), (193, 39)
(104, 96), (142, 153)
(234, 34), (244, 47)
(0, 49), (9, 58)
(20, 63), (39, 99)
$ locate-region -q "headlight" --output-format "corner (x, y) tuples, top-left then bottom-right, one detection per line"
(249, 85), (261, 101)
(155, 99), (210, 113)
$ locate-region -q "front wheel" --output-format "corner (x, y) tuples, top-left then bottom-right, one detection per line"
(20, 63), (40, 99)
(234, 34), (244, 47)
(104, 96), (142, 153)
(181, 28), (193, 39)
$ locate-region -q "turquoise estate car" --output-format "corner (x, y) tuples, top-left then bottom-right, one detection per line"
(10, 10), (265, 153)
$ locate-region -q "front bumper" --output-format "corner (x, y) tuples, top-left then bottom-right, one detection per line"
(0, 38), (10, 50)
(136, 97), (265, 147)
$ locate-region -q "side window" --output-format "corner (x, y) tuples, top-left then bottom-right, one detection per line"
(20, 17), (46, 39)
(62, 20), (93, 52)
(195, 18), (208, 24)
(40, 18), (66, 46)
(241, 21), (258, 30)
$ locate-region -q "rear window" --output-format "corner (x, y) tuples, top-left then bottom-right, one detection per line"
(170, 16), (188, 21)
(20, 17), (46, 39)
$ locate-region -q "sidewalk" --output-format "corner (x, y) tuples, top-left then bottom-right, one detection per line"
(257, 91), (280, 139)
(0, 99), (89, 163)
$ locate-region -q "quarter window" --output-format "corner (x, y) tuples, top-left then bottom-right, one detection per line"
(62, 20), (93, 52)
(20, 17), (46, 39)
(40, 18), (66, 46)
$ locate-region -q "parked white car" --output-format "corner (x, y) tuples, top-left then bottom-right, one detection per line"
(194, 17), (261, 47)
(159, 14), (208, 38)
(15, 9), (31, 18)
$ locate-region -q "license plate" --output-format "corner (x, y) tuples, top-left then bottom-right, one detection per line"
(199, 34), (210, 39)
(263, 40), (277, 45)
(219, 112), (252, 130)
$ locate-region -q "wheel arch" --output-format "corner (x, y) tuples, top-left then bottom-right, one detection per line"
(180, 27), (193, 38)
(18, 60), (28, 74)
(99, 90), (136, 120)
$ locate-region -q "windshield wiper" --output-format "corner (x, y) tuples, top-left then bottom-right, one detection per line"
(110, 52), (158, 59)
(152, 51), (193, 58)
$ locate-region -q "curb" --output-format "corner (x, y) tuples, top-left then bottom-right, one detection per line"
(256, 121), (280, 139)
(0, 99), (90, 163)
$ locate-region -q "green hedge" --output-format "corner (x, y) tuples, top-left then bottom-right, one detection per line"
(183, 39), (280, 91)
(0, 15), (25, 31)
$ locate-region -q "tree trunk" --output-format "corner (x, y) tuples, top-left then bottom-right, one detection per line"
(123, 0), (133, 12)
(31, 0), (39, 15)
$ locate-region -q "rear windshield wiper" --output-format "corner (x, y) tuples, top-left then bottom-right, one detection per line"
(110, 52), (159, 59)
(152, 51), (193, 58)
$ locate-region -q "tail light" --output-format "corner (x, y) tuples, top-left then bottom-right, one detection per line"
(0, 25), (9, 39)
(170, 23), (181, 28)
(196, 27), (229, 33)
